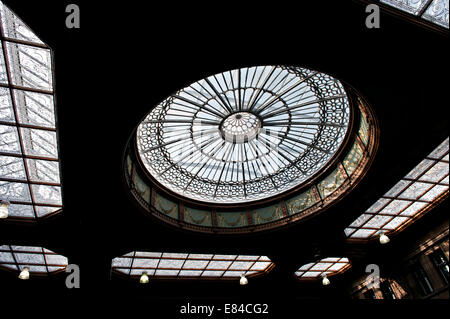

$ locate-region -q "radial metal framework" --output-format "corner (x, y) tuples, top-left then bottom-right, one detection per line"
(137, 66), (350, 204)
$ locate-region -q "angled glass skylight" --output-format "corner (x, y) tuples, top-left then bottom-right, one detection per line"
(112, 251), (274, 279)
(345, 138), (449, 239)
(379, 0), (449, 28)
(0, 1), (62, 220)
(0, 245), (68, 275)
(137, 65), (350, 203)
(295, 257), (351, 280)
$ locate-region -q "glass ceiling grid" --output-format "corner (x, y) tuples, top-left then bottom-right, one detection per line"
(378, 0), (449, 28)
(345, 138), (449, 239)
(0, 1), (62, 220)
(295, 257), (351, 279)
(112, 252), (274, 279)
(0, 245), (68, 274)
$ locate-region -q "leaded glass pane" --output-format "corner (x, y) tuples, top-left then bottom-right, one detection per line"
(6, 42), (52, 91)
(0, 2), (44, 44)
(0, 87), (14, 122)
(14, 90), (55, 128)
(0, 181), (31, 202)
(0, 124), (21, 154)
(381, 0), (430, 15)
(20, 127), (57, 158)
(0, 155), (26, 180)
(422, 0), (449, 27)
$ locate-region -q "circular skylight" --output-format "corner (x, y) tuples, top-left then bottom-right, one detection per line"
(137, 65), (350, 204)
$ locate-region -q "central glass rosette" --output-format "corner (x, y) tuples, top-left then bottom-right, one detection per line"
(137, 66), (351, 203)
(220, 112), (261, 143)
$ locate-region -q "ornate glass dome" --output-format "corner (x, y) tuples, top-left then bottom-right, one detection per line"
(136, 66), (351, 204)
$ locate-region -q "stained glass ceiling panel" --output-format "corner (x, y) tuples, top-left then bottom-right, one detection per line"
(295, 257), (351, 279)
(0, 1), (62, 220)
(0, 245), (68, 274)
(112, 251), (274, 279)
(345, 138), (449, 239)
(137, 65), (350, 203)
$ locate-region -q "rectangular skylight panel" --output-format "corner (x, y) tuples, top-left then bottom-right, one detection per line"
(344, 228), (356, 236)
(188, 254), (214, 260)
(250, 262), (272, 271)
(206, 260), (232, 270)
(0, 3), (44, 45)
(158, 259), (185, 269)
(111, 257), (132, 268)
(0, 181), (31, 202)
(45, 254), (68, 266)
(400, 201), (427, 216)
(201, 270), (224, 277)
(182, 259), (209, 269)
(0, 46), (8, 84)
(366, 198), (391, 213)
(0, 250), (14, 263)
(14, 252), (45, 264)
(422, 0), (450, 28)
(162, 253), (188, 259)
(0, 155), (26, 180)
(0, 125), (21, 154)
(134, 251), (161, 258)
(10, 245), (41, 252)
(14, 90), (55, 128)
(0, 87), (14, 122)
(223, 271), (245, 277)
(130, 269), (155, 276)
(31, 184), (62, 205)
(327, 263), (348, 272)
(155, 269), (179, 276)
(419, 161), (449, 183)
(428, 138), (449, 159)
(378, 199), (411, 215)
(229, 261), (254, 270)
(382, 216), (409, 230)
(5, 203), (34, 218)
(299, 263), (314, 271)
(302, 271), (320, 278)
(179, 270), (203, 276)
(322, 257), (342, 262)
(6, 42), (53, 91)
(27, 265), (47, 273)
(35, 206), (60, 217)
(420, 185), (449, 202)
(236, 255), (259, 261)
(398, 182), (432, 200)
(213, 254), (237, 260)
(405, 159), (435, 179)
(133, 258), (159, 269)
(350, 229), (376, 238)
(383, 180), (411, 197)
(26, 158), (60, 183)
(365, 215), (393, 228)
(380, 0), (430, 15)
(20, 127), (58, 158)
(310, 263), (332, 271)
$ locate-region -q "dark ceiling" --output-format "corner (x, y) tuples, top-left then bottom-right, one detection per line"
(1, 0), (448, 314)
